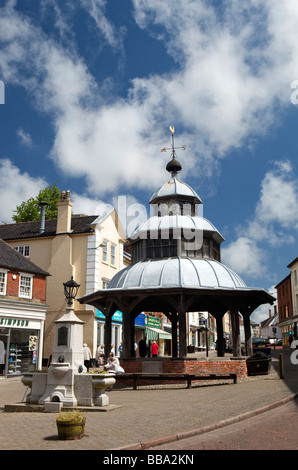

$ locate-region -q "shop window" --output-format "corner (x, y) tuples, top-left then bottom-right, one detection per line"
(19, 274), (33, 299)
(8, 329), (39, 374)
(0, 270), (7, 295)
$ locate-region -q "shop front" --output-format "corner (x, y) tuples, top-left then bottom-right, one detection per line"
(97, 309), (122, 356)
(279, 318), (298, 346)
(143, 314), (172, 356)
(0, 300), (47, 376)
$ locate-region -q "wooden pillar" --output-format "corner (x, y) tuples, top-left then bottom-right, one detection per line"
(243, 312), (252, 356)
(122, 309), (134, 358)
(230, 307), (241, 357)
(104, 311), (112, 359)
(171, 313), (178, 358)
(178, 311), (187, 358)
(215, 314), (225, 357)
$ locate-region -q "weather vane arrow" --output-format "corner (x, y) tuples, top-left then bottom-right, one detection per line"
(161, 126), (186, 156)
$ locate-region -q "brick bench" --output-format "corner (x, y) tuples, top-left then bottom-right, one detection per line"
(114, 372), (237, 389)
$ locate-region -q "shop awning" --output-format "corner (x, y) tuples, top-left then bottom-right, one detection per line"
(145, 327), (172, 341)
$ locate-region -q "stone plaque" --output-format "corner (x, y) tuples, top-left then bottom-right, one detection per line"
(57, 326), (68, 346)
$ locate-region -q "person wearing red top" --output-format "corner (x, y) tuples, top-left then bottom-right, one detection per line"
(151, 341), (159, 357)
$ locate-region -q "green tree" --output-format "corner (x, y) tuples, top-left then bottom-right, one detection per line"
(12, 183), (60, 222)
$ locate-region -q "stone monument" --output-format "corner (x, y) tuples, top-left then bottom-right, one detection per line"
(21, 277), (116, 411)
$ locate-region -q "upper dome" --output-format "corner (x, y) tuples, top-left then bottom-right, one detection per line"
(107, 257), (246, 290)
(128, 214), (224, 243)
(149, 176), (202, 205)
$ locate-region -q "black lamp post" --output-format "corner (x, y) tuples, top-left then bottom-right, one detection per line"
(63, 276), (80, 306)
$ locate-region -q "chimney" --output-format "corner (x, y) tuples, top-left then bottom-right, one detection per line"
(56, 190), (73, 234)
(39, 201), (47, 234)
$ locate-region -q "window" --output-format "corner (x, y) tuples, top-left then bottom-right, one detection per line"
(14, 245), (30, 257)
(102, 278), (110, 289)
(0, 270), (7, 295)
(110, 244), (116, 266)
(102, 241), (108, 263)
(146, 236), (178, 259)
(19, 274), (33, 299)
(294, 270), (297, 286)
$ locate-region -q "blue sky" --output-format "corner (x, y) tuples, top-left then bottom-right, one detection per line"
(0, 0), (298, 323)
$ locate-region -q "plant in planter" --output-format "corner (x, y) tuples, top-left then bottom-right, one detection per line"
(56, 410), (86, 440)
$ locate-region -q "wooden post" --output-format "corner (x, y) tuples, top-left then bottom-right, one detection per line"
(104, 311), (112, 359)
(171, 313), (178, 358)
(122, 309), (133, 358)
(243, 313), (252, 356)
(178, 311), (187, 358)
(215, 314), (225, 357)
(230, 307), (241, 357)
(279, 353), (284, 379)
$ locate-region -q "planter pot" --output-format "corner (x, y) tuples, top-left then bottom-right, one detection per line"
(92, 373), (116, 390)
(56, 412), (86, 440)
(246, 352), (271, 376)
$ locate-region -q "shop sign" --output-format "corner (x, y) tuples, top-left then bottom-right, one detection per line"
(145, 315), (161, 328)
(97, 309), (123, 323)
(135, 313), (146, 327)
(0, 317), (29, 328)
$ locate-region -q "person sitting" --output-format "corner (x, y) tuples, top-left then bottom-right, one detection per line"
(104, 352), (124, 373)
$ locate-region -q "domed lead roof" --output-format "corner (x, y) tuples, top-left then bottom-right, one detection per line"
(128, 214), (224, 243)
(149, 176), (202, 205)
(107, 257), (246, 290)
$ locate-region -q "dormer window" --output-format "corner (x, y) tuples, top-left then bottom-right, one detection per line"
(14, 245), (30, 257)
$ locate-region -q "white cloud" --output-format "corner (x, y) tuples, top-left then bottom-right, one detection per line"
(221, 236), (268, 279)
(0, 159), (47, 222)
(16, 128), (33, 147)
(71, 192), (113, 217)
(221, 159), (298, 280)
(80, 0), (126, 51)
(2, 1), (298, 200)
(251, 286), (277, 324)
(254, 161), (298, 230)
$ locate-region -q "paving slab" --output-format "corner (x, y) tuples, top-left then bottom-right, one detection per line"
(0, 348), (297, 451)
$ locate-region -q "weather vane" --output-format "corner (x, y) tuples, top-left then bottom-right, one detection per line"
(161, 126), (186, 159)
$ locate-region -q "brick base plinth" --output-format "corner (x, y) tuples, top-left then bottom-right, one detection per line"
(117, 357), (247, 387)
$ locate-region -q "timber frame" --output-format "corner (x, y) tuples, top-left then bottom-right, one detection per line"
(78, 285), (274, 359)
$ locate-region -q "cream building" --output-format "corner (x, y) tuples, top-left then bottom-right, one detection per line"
(0, 191), (129, 361)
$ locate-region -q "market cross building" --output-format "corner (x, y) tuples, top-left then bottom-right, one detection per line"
(79, 130), (275, 367)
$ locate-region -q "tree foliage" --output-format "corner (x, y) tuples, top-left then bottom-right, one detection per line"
(12, 183), (60, 223)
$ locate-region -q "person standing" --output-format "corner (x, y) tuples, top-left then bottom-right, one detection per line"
(139, 337), (147, 357)
(151, 340), (159, 357)
(97, 344), (105, 365)
(83, 343), (92, 372)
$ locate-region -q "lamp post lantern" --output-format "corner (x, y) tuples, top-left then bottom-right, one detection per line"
(63, 276), (80, 306)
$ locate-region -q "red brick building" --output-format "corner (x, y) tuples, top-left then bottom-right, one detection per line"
(0, 238), (49, 375)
